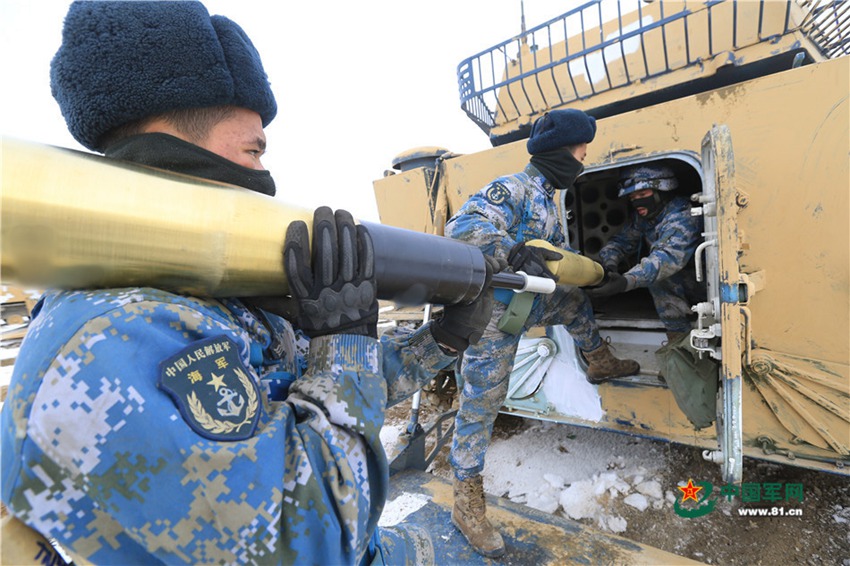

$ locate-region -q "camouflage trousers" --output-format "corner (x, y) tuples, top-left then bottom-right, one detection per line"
(450, 285), (600, 479)
(649, 269), (705, 333)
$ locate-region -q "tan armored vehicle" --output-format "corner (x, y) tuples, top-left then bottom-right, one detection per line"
(374, 0), (849, 484)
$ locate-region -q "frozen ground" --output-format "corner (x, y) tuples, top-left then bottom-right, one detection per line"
(382, 400), (850, 566)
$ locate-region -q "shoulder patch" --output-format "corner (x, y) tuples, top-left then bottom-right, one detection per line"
(485, 182), (511, 205)
(158, 336), (260, 441)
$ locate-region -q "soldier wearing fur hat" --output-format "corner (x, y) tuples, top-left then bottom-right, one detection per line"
(0, 2), (497, 564)
(589, 163), (705, 343)
(443, 109), (639, 558)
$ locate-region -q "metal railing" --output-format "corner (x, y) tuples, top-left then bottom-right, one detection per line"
(799, 0), (850, 58)
(457, 0), (849, 136)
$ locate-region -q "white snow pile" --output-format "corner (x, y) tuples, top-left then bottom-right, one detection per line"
(554, 472), (672, 533)
(478, 420), (674, 533)
(379, 401), (689, 535)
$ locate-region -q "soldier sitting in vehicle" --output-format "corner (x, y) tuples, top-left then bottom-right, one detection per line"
(588, 164), (705, 344)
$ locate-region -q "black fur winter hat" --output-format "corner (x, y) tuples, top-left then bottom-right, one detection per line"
(51, 0), (277, 151)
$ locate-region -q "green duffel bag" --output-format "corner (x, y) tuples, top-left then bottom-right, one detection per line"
(656, 333), (719, 430)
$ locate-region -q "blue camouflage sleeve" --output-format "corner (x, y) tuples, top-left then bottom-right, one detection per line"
(0, 289), (392, 565)
(445, 180), (522, 260)
(379, 323), (456, 407)
(622, 206), (702, 290)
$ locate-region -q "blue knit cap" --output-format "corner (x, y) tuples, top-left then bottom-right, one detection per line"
(526, 109), (597, 155)
(51, 1), (277, 151)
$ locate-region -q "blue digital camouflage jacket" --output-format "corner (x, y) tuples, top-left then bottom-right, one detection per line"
(1, 287), (452, 565)
(598, 196), (703, 291)
(444, 164), (566, 258)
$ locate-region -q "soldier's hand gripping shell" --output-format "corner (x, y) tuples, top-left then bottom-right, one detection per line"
(284, 207), (379, 338)
(430, 255), (504, 352)
(507, 241), (563, 281)
(601, 260), (620, 274)
(585, 271), (628, 298)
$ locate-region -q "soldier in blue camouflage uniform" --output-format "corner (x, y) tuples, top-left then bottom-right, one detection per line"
(443, 109), (640, 558)
(0, 2), (495, 564)
(590, 164), (705, 342)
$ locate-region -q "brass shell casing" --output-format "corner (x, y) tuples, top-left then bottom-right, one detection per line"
(1, 138), (488, 305)
(524, 238), (605, 286)
(1, 137), (312, 297)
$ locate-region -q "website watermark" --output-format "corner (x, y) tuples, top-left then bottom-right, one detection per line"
(673, 478), (804, 518)
(736, 507), (803, 517)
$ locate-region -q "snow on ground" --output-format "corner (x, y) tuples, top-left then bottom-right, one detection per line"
(381, 414), (676, 535)
(380, 401), (850, 566)
(480, 419), (671, 533)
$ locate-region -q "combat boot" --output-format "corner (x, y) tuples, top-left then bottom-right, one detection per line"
(583, 342), (640, 384)
(452, 475), (505, 558)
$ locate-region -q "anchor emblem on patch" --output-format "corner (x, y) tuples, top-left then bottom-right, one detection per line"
(158, 336), (260, 441)
(485, 182), (510, 205)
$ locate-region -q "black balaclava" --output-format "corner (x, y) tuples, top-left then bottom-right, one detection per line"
(105, 133), (276, 196)
(530, 148), (585, 191)
(629, 190), (667, 220)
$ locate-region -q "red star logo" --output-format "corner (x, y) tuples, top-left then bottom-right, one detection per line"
(678, 479), (703, 503)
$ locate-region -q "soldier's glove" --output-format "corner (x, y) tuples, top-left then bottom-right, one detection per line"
(507, 241), (562, 281)
(585, 272), (628, 298)
(430, 256), (504, 352)
(601, 260), (620, 274)
(284, 207), (378, 338)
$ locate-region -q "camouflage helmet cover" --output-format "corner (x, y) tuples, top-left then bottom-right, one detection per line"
(617, 164), (679, 198)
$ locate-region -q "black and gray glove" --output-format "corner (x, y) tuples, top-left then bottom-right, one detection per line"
(507, 241), (562, 281)
(429, 255), (504, 352)
(284, 207), (378, 338)
(585, 272), (628, 298)
(601, 259), (620, 273)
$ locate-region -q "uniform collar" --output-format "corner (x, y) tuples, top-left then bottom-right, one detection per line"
(525, 163), (557, 197)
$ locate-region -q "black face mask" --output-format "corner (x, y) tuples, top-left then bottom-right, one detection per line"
(529, 148), (585, 190)
(629, 192), (665, 219)
(104, 133), (276, 196)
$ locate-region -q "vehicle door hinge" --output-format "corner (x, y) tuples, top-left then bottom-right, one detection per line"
(722, 270), (766, 304)
(740, 270), (766, 302)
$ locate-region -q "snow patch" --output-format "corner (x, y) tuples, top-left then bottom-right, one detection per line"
(606, 515), (628, 533)
(623, 493), (649, 512)
(478, 422), (671, 533)
(543, 473), (566, 490)
(378, 492), (430, 527)
(539, 326), (605, 421)
(560, 480), (599, 520)
(636, 480), (664, 500)
(381, 413), (673, 535)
